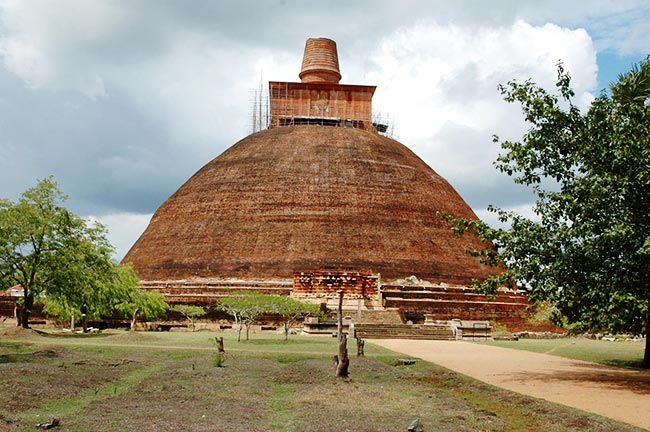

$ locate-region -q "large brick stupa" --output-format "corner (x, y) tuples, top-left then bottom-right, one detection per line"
(123, 38), (498, 286)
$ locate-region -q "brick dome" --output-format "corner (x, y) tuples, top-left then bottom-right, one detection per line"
(123, 126), (497, 284)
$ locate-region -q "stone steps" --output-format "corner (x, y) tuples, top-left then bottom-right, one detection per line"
(354, 323), (455, 340)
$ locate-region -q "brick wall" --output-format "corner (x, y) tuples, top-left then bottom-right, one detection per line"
(269, 82), (375, 130)
(293, 270), (379, 299)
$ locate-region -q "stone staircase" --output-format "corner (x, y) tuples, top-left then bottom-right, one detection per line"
(353, 323), (455, 340)
(381, 284), (531, 331)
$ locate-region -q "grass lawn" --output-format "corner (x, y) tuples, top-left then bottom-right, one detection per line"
(0, 328), (645, 431)
(477, 337), (646, 369)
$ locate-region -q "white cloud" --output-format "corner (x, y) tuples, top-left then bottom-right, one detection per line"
(0, 0), (123, 96)
(364, 19), (598, 211)
(87, 212), (152, 261)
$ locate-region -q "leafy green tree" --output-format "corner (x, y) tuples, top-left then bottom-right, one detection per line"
(0, 177), (108, 328)
(219, 294), (249, 341)
(170, 304), (206, 331)
(111, 264), (168, 331)
(0, 178), (167, 330)
(219, 292), (269, 341)
(219, 293), (320, 341)
(266, 295), (323, 340)
(444, 58), (650, 367)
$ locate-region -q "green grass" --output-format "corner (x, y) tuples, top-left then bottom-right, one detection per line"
(478, 337), (646, 368)
(0, 329), (644, 431)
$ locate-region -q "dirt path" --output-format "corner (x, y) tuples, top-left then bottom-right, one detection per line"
(371, 339), (650, 431)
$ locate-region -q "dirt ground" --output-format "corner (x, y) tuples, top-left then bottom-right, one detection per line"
(371, 339), (650, 431)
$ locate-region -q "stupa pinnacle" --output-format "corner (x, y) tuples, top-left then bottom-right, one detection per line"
(299, 37), (342, 83)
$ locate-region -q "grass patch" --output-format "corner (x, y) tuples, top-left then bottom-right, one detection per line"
(0, 330), (644, 431)
(479, 337), (645, 368)
(19, 362), (168, 424)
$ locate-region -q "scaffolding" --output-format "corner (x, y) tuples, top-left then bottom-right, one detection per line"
(248, 80), (396, 138)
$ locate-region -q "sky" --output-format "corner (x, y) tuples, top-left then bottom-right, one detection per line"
(0, 0), (648, 260)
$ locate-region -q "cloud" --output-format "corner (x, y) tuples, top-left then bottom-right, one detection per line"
(365, 19), (598, 211)
(0, 0), (642, 258)
(87, 212), (153, 261)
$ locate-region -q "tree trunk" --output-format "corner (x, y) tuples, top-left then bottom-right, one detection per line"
(14, 301), (21, 326)
(20, 294), (33, 329)
(641, 308), (650, 369)
(284, 321), (290, 341)
(335, 290), (349, 377)
(245, 321), (252, 340)
(356, 337), (365, 356)
(216, 337), (225, 353)
(82, 314), (87, 333)
(130, 307), (139, 332)
(235, 315), (242, 342)
(70, 308), (75, 331)
(336, 333), (349, 377)
(337, 290), (343, 345)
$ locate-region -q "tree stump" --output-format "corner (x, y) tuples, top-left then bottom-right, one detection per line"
(216, 336), (225, 353)
(356, 337), (365, 356)
(336, 333), (350, 377)
(335, 290), (349, 378)
(407, 418), (423, 432)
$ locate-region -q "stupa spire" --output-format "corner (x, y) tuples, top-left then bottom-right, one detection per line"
(299, 37), (342, 83)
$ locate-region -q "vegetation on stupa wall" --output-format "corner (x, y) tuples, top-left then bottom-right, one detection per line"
(445, 57), (650, 367)
(0, 177), (167, 329)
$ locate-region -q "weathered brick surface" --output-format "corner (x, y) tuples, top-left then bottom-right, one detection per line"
(293, 270), (379, 299)
(123, 126), (500, 284)
(299, 38), (341, 84)
(269, 81), (375, 130)
(380, 284), (533, 329)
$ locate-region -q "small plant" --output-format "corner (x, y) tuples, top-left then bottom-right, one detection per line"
(213, 352), (225, 367)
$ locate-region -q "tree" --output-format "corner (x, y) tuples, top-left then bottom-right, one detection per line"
(219, 293), (322, 341)
(334, 290), (349, 378)
(110, 264), (168, 331)
(219, 293), (267, 341)
(0, 178), (112, 328)
(42, 218), (126, 331)
(0, 178), (167, 330)
(444, 58), (650, 367)
(267, 295), (322, 340)
(170, 304), (206, 331)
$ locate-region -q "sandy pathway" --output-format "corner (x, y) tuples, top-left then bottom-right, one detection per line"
(371, 339), (650, 431)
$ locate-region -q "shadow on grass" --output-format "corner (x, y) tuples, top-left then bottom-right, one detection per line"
(601, 359), (646, 370)
(509, 361), (650, 395)
(34, 329), (114, 339)
(0, 348), (64, 364)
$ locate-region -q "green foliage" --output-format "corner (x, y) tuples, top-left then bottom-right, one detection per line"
(0, 178), (167, 329)
(170, 304), (206, 331)
(112, 264), (167, 329)
(218, 293), (322, 341)
(213, 352), (225, 367)
(265, 295), (323, 340)
(443, 59), (650, 366)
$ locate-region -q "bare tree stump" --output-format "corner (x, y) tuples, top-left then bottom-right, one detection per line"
(356, 337), (365, 356)
(335, 290), (349, 378)
(36, 417), (60, 429)
(336, 333), (350, 377)
(407, 418), (423, 432)
(216, 336), (225, 353)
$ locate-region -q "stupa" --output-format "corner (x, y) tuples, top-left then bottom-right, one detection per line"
(123, 38), (530, 327)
